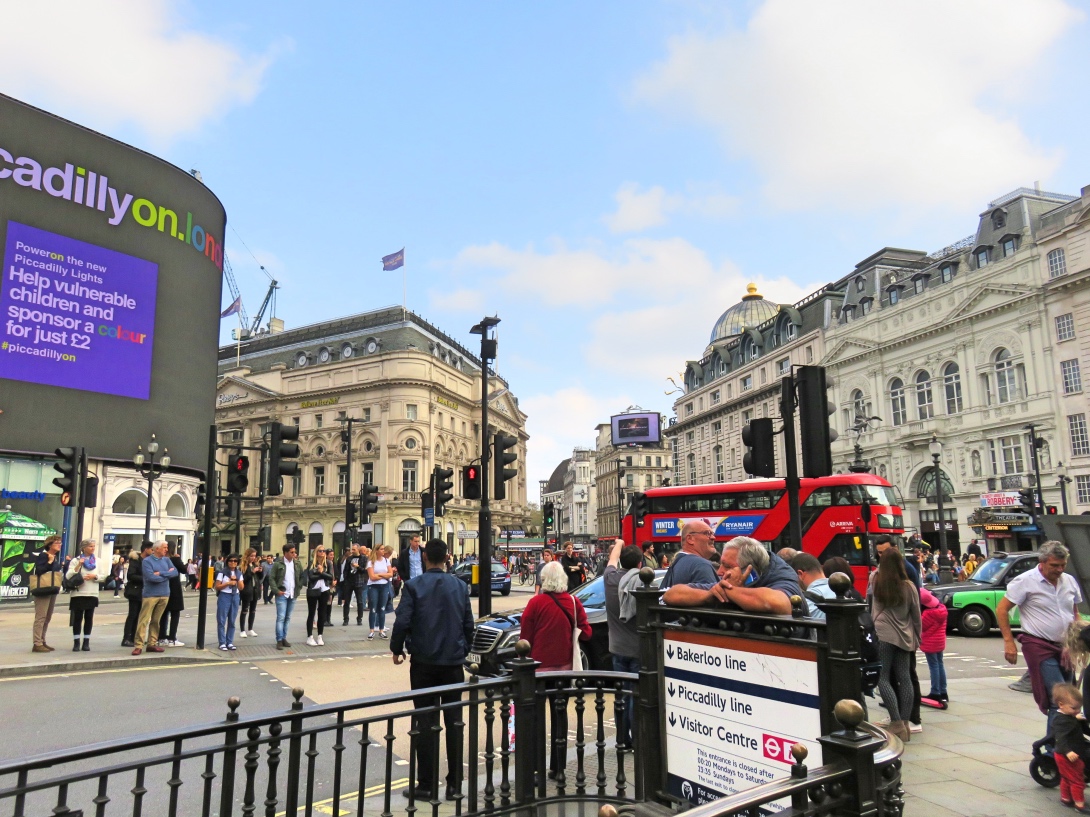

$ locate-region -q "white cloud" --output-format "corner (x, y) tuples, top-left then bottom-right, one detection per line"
(634, 0), (1080, 213)
(430, 287), (485, 313)
(523, 387), (631, 488)
(603, 182), (740, 233)
(0, 0), (283, 142)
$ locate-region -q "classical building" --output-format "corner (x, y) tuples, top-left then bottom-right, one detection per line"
(663, 184), (1090, 555)
(214, 307), (530, 562)
(593, 419), (671, 540)
(562, 448), (596, 544)
(664, 284), (833, 488)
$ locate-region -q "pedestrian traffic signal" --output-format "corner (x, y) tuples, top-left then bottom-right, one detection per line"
(52, 447), (80, 494)
(227, 453), (249, 494)
(1018, 487), (1036, 516)
(493, 433), (518, 500)
(346, 501), (357, 526)
(796, 365), (838, 478)
(80, 474), (99, 508)
(195, 483), (207, 520)
(1046, 505), (1059, 515)
(292, 528), (306, 546)
(631, 492), (649, 527)
(267, 422), (300, 497)
(741, 418), (776, 478)
(360, 483), (380, 525)
(463, 464), (482, 500)
(434, 466), (454, 516)
(543, 501), (555, 527)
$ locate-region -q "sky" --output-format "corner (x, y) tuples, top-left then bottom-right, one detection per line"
(4, 0), (1090, 493)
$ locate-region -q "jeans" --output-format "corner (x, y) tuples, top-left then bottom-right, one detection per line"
(924, 651), (947, 697)
(217, 593), (240, 647)
(275, 594), (296, 643)
(368, 584), (390, 630)
(342, 585), (365, 623)
(1040, 653), (1069, 735)
(612, 654), (640, 747)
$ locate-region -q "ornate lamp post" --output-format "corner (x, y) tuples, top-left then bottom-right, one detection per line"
(133, 434), (170, 544)
(1058, 462), (1073, 515)
(929, 435), (952, 583)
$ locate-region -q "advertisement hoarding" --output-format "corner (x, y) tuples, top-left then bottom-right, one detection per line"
(0, 94), (225, 469)
(610, 411), (662, 446)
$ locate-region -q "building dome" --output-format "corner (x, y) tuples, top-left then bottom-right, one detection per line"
(709, 284), (780, 344)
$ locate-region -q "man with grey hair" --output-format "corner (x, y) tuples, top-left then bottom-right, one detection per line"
(997, 540), (1082, 732)
(663, 536), (798, 614)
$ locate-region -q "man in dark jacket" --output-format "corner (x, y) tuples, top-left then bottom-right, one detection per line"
(340, 544), (368, 625)
(391, 539), (474, 802)
(394, 535), (425, 584)
(121, 541), (153, 646)
(560, 542), (584, 591)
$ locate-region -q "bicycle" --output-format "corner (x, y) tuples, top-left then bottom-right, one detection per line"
(517, 564), (533, 585)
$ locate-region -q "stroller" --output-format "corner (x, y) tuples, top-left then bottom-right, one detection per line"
(1030, 731), (1090, 788)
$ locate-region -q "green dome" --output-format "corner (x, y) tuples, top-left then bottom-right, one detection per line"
(709, 284), (779, 343)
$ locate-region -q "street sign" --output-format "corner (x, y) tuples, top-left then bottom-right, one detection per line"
(503, 530), (525, 538)
(458, 530), (479, 539)
(663, 631), (822, 808)
(424, 507), (434, 526)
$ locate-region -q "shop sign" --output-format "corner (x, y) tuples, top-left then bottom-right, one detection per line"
(301, 397), (339, 408)
(436, 396), (459, 411)
(922, 521), (958, 533)
(0, 489), (46, 502)
(984, 524), (1012, 531)
(980, 492), (1020, 508)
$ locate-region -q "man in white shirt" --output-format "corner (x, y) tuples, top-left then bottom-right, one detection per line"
(998, 540), (1082, 731)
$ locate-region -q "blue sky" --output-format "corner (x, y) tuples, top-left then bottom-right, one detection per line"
(4, 0), (1090, 492)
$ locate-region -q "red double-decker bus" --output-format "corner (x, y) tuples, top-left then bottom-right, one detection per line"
(620, 473), (906, 593)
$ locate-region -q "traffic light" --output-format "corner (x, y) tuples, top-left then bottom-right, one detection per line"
(421, 489), (433, 518)
(796, 365), (838, 479)
(360, 483), (379, 525)
(52, 447), (79, 497)
(267, 422), (300, 497)
(227, 453), (249, 494)
(1046, 505), (1059, 515)
(195, 483), (207, 520)
(463, 464), (482, 500)
(434, 466), (454, 516)
(1018, 487), (1036, 516)
(494, 433), (518, 500)
(346, 501), (357, 526)
(80, 474), (99, 508)
(292, 528), (306, 546)
(543, 501), (555, 527)
(631, 492), (649, 527)
(741, 419), (776, 478)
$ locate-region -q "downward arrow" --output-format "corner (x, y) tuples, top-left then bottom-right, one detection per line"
(666, 645), (675, 659)
(668, 683), (675, 697)
(669, 713), (677, 727)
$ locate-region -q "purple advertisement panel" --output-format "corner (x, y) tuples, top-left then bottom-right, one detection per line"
(1, 221), (158, 399)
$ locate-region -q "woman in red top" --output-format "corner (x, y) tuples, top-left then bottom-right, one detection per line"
(520, 562), (592, 671)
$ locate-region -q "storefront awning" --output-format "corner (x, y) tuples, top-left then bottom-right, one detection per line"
(0, 510), (57, 541)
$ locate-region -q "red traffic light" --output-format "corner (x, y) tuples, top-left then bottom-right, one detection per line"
(232, 455), (249, 473)
(467, 466), (477, 480)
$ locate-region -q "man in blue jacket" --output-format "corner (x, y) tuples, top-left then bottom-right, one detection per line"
(391, 539), (474, 802)
(133, 541), (178, 655)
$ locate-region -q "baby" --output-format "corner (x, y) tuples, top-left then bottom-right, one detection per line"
(1053, 682), (1090, 812)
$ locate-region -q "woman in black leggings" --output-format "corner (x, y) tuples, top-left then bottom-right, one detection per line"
(870, 548), (922, 743)
(238, 548), (263, 638)
(305, 549), (334, 647)
(67, 540), (100, 651)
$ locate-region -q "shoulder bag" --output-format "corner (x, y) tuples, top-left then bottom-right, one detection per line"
(549, 593), (582, 670)
(63, 565), (85, 592)
(30, 570), (61, 597)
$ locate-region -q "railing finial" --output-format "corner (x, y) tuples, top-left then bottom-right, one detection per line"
(291, 688), (304, 711)
(833, 698), (865, 736)
(226, 697), (240, 722)
(638, 566), (655, 587)
(828, 572), (852, 598)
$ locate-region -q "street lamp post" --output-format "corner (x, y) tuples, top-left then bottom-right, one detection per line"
(1058, 462), (1073, 515)
(929, 435), (952, 584)
(133, 434), (171, 544)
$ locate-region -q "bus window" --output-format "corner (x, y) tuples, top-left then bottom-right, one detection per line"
(737, 490), (783, 509)
(803, 488), (833, 508)
(818, 534), (872, 566)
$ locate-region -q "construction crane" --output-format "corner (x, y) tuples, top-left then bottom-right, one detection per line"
(223, 254), (279, 340)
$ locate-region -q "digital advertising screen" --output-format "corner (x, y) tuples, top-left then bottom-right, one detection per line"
(611, 411), (662, 446)
(0, 94), (226, 470)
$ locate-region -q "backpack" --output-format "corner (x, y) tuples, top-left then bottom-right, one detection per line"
(805, 590), (880, 693)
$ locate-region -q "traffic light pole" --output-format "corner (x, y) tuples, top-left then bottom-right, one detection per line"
(196, 424), (216, 651)
(343, 418), (356, 558)
(472, 317), (500, 617)
(74, 448), (87, 555)
(780, 374), (804, 551)
(1026, 423), (1044, 542)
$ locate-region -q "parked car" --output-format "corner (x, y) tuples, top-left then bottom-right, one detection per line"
(927, 552), (1038, 637)
(465, 569), (666, 676)
(452, 560), (512, 597)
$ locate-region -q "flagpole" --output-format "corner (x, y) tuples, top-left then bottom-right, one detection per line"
(403, 264), (407, 319)
(236, 311), (242, 367)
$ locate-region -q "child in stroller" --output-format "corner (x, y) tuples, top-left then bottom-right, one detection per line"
(1030, 620), (1090, 797)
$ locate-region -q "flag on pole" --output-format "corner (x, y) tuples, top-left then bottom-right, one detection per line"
(220, 296), (242, 318)
(382, 248), (405, 271)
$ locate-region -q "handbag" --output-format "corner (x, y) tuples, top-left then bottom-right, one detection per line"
(30, 570), (61, 596)
(63, 565), (85, 592)
(549, 593), (583, 670)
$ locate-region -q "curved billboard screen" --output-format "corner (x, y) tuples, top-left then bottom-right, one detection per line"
(0, 94), (225, 470)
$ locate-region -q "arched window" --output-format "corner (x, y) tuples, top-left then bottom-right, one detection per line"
(687, 453), (696, 485)
(112, 489), (149, 515)
(915, 371), (933, 420)
(745, 337), (759, 361)
(943, 362), (963, 414)
(1048, 248), (1067, 278)
(917, 467), (954, 504)
(995, 348), (1017, 404)
(889, 379), (906, 426)
(165, 493), (187, 517)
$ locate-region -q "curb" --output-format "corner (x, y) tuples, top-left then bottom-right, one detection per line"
(0, 651), (226, 679)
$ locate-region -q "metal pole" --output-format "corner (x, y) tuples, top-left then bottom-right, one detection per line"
(257, 443), (267, 554)
(1060, 472), (1071, 515)
(1027, 423), (1044, 541)
(143, 467), (154, 543)
(478, 333), (493, 616)
(780, 374), (803, 550)
(196, 424), (216, 650)
(75, 448), (87, 555)
(934, 453), (949, 574)
(344, 418), (353, 559)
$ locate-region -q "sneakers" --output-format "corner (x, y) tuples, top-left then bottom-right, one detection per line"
(908, 722), (923, 734)
(248, 630), (257, 637)
(240, 631), (248, 639)
(220, 645), (229, 651)
(380, 630), (388, 639)
(306, 636), (318, 647)
(316, 635), (324, 646)
(1009, 673), (1033, 694)
(171, 640), (185, 647)
(367, 632), (375, 640)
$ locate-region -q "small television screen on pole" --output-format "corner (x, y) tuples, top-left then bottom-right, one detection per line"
(611, 411), (662, 446)
(0, 93), (225, 470)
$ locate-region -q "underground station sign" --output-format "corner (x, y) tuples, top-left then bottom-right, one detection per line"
(663, 630), (823, 809)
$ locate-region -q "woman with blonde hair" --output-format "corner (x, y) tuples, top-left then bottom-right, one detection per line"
(305, 548), (334, 646)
